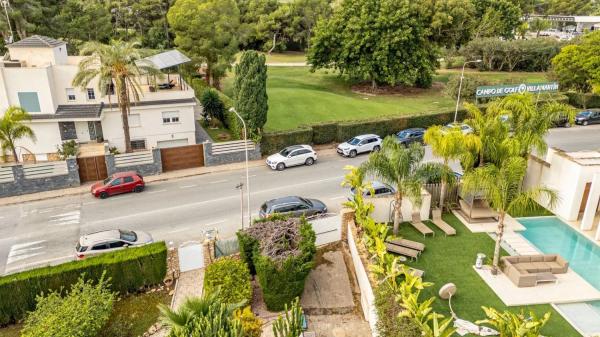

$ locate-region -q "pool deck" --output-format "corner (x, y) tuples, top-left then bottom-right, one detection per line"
(565, 215), (600, 246)
(452, 210), (525, 233)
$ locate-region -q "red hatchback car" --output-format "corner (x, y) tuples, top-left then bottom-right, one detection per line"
(91, 171), (145, 198)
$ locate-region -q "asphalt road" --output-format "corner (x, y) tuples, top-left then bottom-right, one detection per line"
(0, 124), (599, 275)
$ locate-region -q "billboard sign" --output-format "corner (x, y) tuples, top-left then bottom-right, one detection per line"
(475, 82), (559, 98)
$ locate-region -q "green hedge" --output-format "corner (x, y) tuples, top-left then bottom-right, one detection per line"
(260, 127), (313, 155)
(204, 257), (252, 305)
(565, 92), (600, 109)
(0, 242), (167, 325)
(310, 123), (338, 145)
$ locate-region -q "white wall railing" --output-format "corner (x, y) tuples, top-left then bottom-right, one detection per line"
(22, 162), (68, 179)
(211, 140), (255, 155)
(114, 151), (154, 168)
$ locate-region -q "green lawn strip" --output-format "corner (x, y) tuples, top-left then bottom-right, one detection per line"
(0, 290), (171, 337)
(235, 51), (307, 64)
(222, 67), (549, 132)
(203, 124), (234, 142)
(395, 213), (580, 337)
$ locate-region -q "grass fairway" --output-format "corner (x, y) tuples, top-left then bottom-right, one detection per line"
(222, 67), (548, 132)
(396, 213), (580, 337)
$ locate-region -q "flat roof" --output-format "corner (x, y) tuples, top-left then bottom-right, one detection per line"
(560, 150), (600, 166)
(138, 50), (191, 70)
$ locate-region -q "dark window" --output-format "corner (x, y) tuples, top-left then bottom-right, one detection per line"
(119, 230), (137, 242)
(275, 205), (294, 213)
(87, 88), (96, 100)
(109, 241), (126, 249)
(130, 139), (146, 151)
(123, 176), (134, 183)
(111, 178), (122, 186)
(91, 243), (109, 251)
(368, 138), (377, 143)
(289, 150), (300, 157)
(297, 149), (311, 155)
(105, 83), (115, 95)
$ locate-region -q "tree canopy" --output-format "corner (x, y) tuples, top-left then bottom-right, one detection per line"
(552, 31), (600, 98)
(233, 51), (268, 135)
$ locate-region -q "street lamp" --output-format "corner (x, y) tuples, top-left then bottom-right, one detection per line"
(229, 107), (251, 228)
(453, 59), (482, 123)
(235, 182), (244, 230)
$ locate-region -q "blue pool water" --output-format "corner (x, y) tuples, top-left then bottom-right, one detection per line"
(519, 216), (600, 291)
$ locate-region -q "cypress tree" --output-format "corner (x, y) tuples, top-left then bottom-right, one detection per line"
(233, 51), (268, 136)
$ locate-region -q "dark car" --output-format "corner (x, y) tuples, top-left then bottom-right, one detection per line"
(553, 114), (572, 128)
(91, 171), (144, 199)
(395, 128), (425, 146)
(259, 196), (327, 218)
(575, 110), (600, 126)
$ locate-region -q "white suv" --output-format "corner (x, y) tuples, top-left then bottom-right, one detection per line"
(266, 145), (317, 171)
(75, 229), (154, 259)
(337, 134), (382, 157)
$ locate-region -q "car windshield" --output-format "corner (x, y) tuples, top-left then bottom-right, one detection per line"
(397, 131), (410, 138)
(579, 111), (592, 117)
(299, 197), (313, 206)
(119, 230), (137, 242)
(103, 177), (112, 184)
(279, 147), (296, 156)
(75, 242), (87, 252)
(347, 138), (361, 145)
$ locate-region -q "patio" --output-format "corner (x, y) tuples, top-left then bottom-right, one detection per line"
(451, 210), (525, 233)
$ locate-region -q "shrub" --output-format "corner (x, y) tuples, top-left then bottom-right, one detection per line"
(235, 307), (263, 337)
(260, 127), (313, 155)
(310, 123), (338, 145)
(336, 117), (408, 142)
(237, 231), (260, 275)
(0, 242), (167, 325)
(204, 257), (252, 305)
(444, 75), (492, 101)
(374, 283), (421, 337)
(200, 88), (226, 126)
(21, 275), (115, 337)
(565, 92), (600, 109)
(57, 140), (78, 159)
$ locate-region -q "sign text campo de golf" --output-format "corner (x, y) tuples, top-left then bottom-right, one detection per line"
(475, 82), (559, 98)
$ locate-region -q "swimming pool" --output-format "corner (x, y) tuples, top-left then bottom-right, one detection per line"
(519, 217), (600, 291)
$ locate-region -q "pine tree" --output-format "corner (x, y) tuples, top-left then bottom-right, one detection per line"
(233, 51), (268, 136)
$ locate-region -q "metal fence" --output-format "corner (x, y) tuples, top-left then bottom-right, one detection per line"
(214, 237), (240, 258)
(114, 151), (154, 168)
(22, 161), (68, 179)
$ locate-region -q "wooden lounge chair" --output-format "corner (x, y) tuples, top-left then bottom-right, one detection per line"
(386, 238), (425, 253)
(411, 213), (435, 237)
(385, 243), (420, 260)
(408, 268), (425, 278)
(431, 209), (456, 236)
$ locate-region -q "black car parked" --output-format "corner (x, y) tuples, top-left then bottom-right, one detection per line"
(259, 196), (327, 218)
(395, 128), (425, 146)
(553, 115), (572, 128)
(575, 110), (600, 126)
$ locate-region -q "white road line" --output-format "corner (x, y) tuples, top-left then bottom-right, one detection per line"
(8, 246), (44, 257)
(50, 211), (80, 218)
(180, 184), (197, 189)
(10, 240), (46, 250)
(147, 189), (167, 194)
(329, 196), (347, 200)
(4, 255), (74, 273)
(204, 219), (226, 226)
(210, 180), (228, 184)
(83, 201), (98, 205)
(39, 208), (55, 214)
(167, 227), (190, 234)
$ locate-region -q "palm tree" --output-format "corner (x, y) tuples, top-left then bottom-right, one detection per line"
(461, 156), (558, 274)
(0, 106), (35, 163)
(477, 307), (551, 337)
(424, 126), (481, 211)
(464, 102), (511, 167)
(360, 137), (444, 235)
(72, 41), (160, 153)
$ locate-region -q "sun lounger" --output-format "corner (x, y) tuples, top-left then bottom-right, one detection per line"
(385, 243), (420, 260)
(431, 209), (456, 236)
(386, 238), (425, 253)
(408, 268), (425, 278)
(411, 213), (435, 237)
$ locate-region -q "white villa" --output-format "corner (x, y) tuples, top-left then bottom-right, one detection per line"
(0, 35), (198, 161)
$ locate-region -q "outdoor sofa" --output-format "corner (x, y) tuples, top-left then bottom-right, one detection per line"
(501, 254), (569, 287)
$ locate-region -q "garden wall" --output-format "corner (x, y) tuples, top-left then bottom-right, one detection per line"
(260, 110), (467, 154)
(0, 159), (80, 198)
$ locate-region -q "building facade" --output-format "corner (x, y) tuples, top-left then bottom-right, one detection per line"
(0, 35), (197, 161)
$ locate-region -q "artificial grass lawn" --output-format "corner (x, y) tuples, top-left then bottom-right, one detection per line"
(0, 290), (171, 337)
(396, 213), (580, 337)
(222, 67), (548, 132)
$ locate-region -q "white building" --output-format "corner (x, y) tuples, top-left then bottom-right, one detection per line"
(0, 35), (198, 161)
(525, 148), (600, 240)
(527, 15), (600, 32)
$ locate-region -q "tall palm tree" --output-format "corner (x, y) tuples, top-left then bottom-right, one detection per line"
(464, 102), (511, 167)
(360, 137), (443, 235)
(424, 126), (481, 211)
(72, 41), (160, 153)
(461, 156), (558, 274)
(0, 106), (35, 163)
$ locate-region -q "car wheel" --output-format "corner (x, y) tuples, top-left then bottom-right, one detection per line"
(583, 120), (589, 126)
(134, 185), (144, 193)
(276, 162), (286, 171)
(373, 145), (380, 152)
(564, 122), (571, 128)
(305, 157), (315, 166)
(99, 192), (109, 199)
(349, 150), (357, 158)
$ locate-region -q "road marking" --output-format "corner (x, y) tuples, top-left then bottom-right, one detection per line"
(210, 180), (228, 184)
(148, 189), (167, 194)
(49, 210), (81, 227)
(329, 196), (347, 201)
(83, 201), (98, 205)
(204, 219), (226, 227)
(180, 184), (197, 189)
(167, 227), (190, 234)
(6, 240), (47, 265)
(10, 240), (46, 250)
(39, 208), (55, 214)
(4, 255), (74, 274)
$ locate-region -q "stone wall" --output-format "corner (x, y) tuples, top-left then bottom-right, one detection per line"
(105, 148), (163, 176)
(203, 141), (262, 167)
(0, 158), (80, 198)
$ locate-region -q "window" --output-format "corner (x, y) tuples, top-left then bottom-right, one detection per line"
(109, 241), (126, 249)
(17, 92), (41, 112)
(129, 114), (141, 127)
(87, 88), (95, 100)
(162, 111), (180, 124)
(111, 178), (122, 186)
(105, 83), (115, 95)
(123, 176), (134, 183)
(130, 139), (147, 151)
(297, 149), (311, 155)
(91, 243), (109, 251)
(66, 88), (76, 101)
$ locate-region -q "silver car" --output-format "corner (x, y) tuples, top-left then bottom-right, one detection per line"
(266, 145), (317, 171)
(75, 229), (154, 259)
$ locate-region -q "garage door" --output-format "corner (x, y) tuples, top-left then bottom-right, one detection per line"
(160, 144), (204, 171)
(157, 138), (189, 149)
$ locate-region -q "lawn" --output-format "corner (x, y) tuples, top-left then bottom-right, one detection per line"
(235, 51), (307, 64)
(0, 290), (171, 337)
(396, 213), (580, 337)
(222, 67), (548, 132)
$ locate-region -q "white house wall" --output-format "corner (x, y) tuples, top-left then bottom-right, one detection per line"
(101, 103), (196, 152)
(0, 67), (58, 115)
(15, 122), (62, 157)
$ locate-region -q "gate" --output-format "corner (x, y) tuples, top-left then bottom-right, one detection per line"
(160, 144), (204, 172)
(77, 155), (108, 182)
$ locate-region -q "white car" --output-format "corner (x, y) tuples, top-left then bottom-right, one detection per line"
(75, 229), (154, 259)
(266, 145), (317, 171)
(337, 134), (382, 158)
(444, 123), (473, 135)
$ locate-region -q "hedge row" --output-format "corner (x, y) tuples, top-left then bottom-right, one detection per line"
(204, 256), (253, 305)
(565, 92), (600, 109)
(0, 242), (167, 325)
(260, 110), (467, 154)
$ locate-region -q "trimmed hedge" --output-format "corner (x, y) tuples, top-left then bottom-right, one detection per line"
(204, 257), (252, 305)
(0, 242), (167, 325)
(565, 92), (600, 109)
(261, 110), (467, 154)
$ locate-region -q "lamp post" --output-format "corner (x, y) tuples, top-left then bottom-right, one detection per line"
(235, 182), (244, 230)
(454, 59), (482, 123)
(229, 107), (251, 228)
